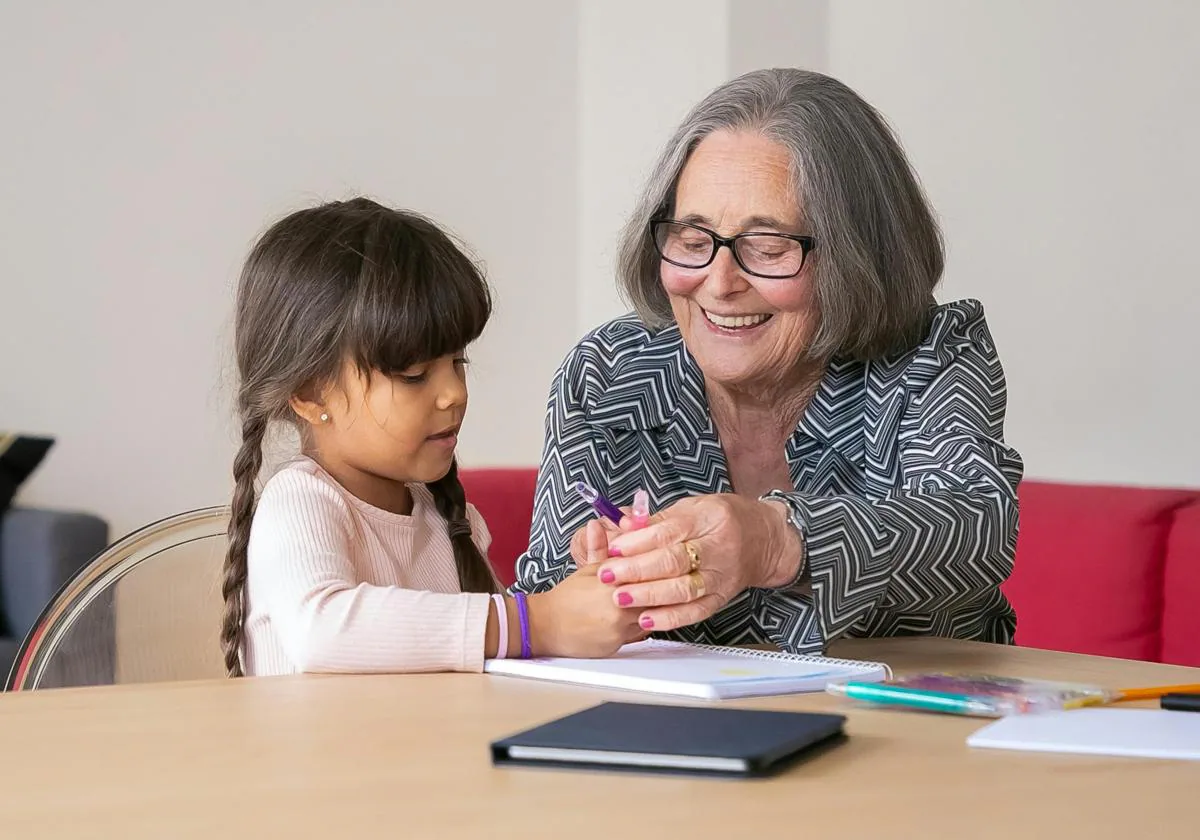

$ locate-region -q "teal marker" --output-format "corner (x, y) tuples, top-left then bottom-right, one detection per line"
(838, 681), (996, 716)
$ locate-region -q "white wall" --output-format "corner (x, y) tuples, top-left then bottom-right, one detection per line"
(576, 0), (730, 327)
(827, 0), (1200, 488)
(729, 0), (828, 78)
(1, 1), (580, 538)
(3, 0), (1197, 543)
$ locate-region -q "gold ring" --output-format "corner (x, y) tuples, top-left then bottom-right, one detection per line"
(684, 541), (700, 573)
(688, 570), (706, 599)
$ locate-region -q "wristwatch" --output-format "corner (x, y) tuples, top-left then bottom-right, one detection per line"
(759, 489), (809, 589)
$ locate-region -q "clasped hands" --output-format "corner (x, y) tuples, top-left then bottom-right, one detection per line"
(538, 491), (804, 657)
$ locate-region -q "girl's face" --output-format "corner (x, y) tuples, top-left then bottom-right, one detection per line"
(297, 352), (469, 512)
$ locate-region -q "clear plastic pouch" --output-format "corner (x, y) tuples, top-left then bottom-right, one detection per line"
(826, 672), (1114, 717)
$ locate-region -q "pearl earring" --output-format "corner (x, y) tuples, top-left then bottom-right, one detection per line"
(319, 413), (329, 423)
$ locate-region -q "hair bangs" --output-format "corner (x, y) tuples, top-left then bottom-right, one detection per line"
(344, 211), (492, 376)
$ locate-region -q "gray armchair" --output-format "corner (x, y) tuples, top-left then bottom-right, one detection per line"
(1, 508), (108, 681)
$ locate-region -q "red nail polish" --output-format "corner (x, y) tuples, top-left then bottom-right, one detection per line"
(617, 591), (633, 606)
(640, 616), (655, 630)
(600, 568), (615, 584)
(607, 546), (622, 557)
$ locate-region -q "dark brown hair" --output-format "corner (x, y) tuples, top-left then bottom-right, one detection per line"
(222, 197), (496, 677)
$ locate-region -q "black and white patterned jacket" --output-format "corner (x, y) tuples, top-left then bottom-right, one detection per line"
(512, 299), (1023, 654)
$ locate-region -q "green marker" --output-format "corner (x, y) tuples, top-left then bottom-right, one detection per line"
(836, 681), (997, 716)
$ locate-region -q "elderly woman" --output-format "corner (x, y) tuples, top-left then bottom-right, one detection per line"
(513, 68), (1023, 655)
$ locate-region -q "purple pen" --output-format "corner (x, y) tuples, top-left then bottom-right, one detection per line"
(573, 480), (624, 524)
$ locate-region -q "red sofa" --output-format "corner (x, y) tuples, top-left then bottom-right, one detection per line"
(1003, 481), (1200, 667)
(460, 470), (1200, 667)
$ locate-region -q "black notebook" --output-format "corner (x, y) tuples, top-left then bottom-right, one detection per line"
(491, 702), (847, 778)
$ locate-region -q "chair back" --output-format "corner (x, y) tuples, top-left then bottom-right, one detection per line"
(7, 507), (230, 691)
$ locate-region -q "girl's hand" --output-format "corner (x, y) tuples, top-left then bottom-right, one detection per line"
(528, 551), (646, 658)
(526, 487), (654, 658)
(570, 518), (618, 567)
(598, 494), (804, 633)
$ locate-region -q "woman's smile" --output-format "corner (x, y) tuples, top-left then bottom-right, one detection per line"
(700, 307), (774, 333)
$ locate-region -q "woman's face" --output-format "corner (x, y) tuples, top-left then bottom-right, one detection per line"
(661, 129), (818, 391)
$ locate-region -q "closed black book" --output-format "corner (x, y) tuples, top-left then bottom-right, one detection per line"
(491, 702), (847, 778)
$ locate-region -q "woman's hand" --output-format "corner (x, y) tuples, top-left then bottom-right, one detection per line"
(528, 521), (646, 657)
(599, 494), (805, 632)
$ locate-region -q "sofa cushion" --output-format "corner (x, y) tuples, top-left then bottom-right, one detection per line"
(1003, 481), (1197, 661)
(1162, 499), (1200, 667)
(459, 468), (538, 588)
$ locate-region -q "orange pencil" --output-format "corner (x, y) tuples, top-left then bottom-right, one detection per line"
(1114, 683), (1200, 702)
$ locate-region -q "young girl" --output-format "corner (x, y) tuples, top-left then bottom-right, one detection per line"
(222, 197), (642, 677)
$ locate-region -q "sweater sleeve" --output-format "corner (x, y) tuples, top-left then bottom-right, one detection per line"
(247, 469), (492, 674)
(759, 302), (1023, 653)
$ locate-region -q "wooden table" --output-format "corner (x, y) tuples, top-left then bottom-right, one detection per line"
(1, 638), (1197, 839)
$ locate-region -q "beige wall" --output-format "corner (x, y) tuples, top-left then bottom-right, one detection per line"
(827, 0), (1200, 487)
(576, 0), (731, 327)
(3, 1), (1197, 545)
(2, 1), (581, 539)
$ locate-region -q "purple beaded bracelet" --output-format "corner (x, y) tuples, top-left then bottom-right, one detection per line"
(514, 592), (532, 659)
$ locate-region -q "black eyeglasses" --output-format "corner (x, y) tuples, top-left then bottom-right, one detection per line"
(650, 220), (815, 279)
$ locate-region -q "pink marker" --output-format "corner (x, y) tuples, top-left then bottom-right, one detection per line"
(630, 489), (651, 529)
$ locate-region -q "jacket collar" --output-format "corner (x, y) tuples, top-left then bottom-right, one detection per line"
(589, 324), (866, 468)
(588, 324), (704, 432)
(789, 357), (867, 467)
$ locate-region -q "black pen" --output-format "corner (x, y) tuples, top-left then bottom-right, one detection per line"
(1160, 693), (1200, 712)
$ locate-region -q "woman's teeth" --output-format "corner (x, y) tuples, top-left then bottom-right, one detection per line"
(703, 310), (770, 329)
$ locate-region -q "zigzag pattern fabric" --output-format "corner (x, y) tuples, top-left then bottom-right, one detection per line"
(512, 299), (1023, 655)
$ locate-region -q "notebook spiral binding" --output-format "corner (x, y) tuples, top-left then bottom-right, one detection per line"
(678, 640), (894, 680)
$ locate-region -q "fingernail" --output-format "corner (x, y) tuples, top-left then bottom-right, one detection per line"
(607, 546), (622, 557)
(640, 616), (655, 630)
(632, 489), (650, 523)
(617, 591), (633, 607)
(599, 568), (615, 584)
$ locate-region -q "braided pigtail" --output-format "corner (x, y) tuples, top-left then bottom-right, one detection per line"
(428, 459), (497, 594)
(220, 411), (267, 677)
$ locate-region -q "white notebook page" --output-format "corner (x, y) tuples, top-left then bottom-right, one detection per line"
(484, 639), (890, 700)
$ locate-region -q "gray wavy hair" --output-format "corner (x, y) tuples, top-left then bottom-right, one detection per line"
(616, 68), (944, 361)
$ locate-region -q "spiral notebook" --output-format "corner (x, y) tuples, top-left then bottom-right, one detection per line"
(483, 639), (891, 700)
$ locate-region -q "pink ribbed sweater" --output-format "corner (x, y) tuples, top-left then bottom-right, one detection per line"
(242, 457), (494, 676)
